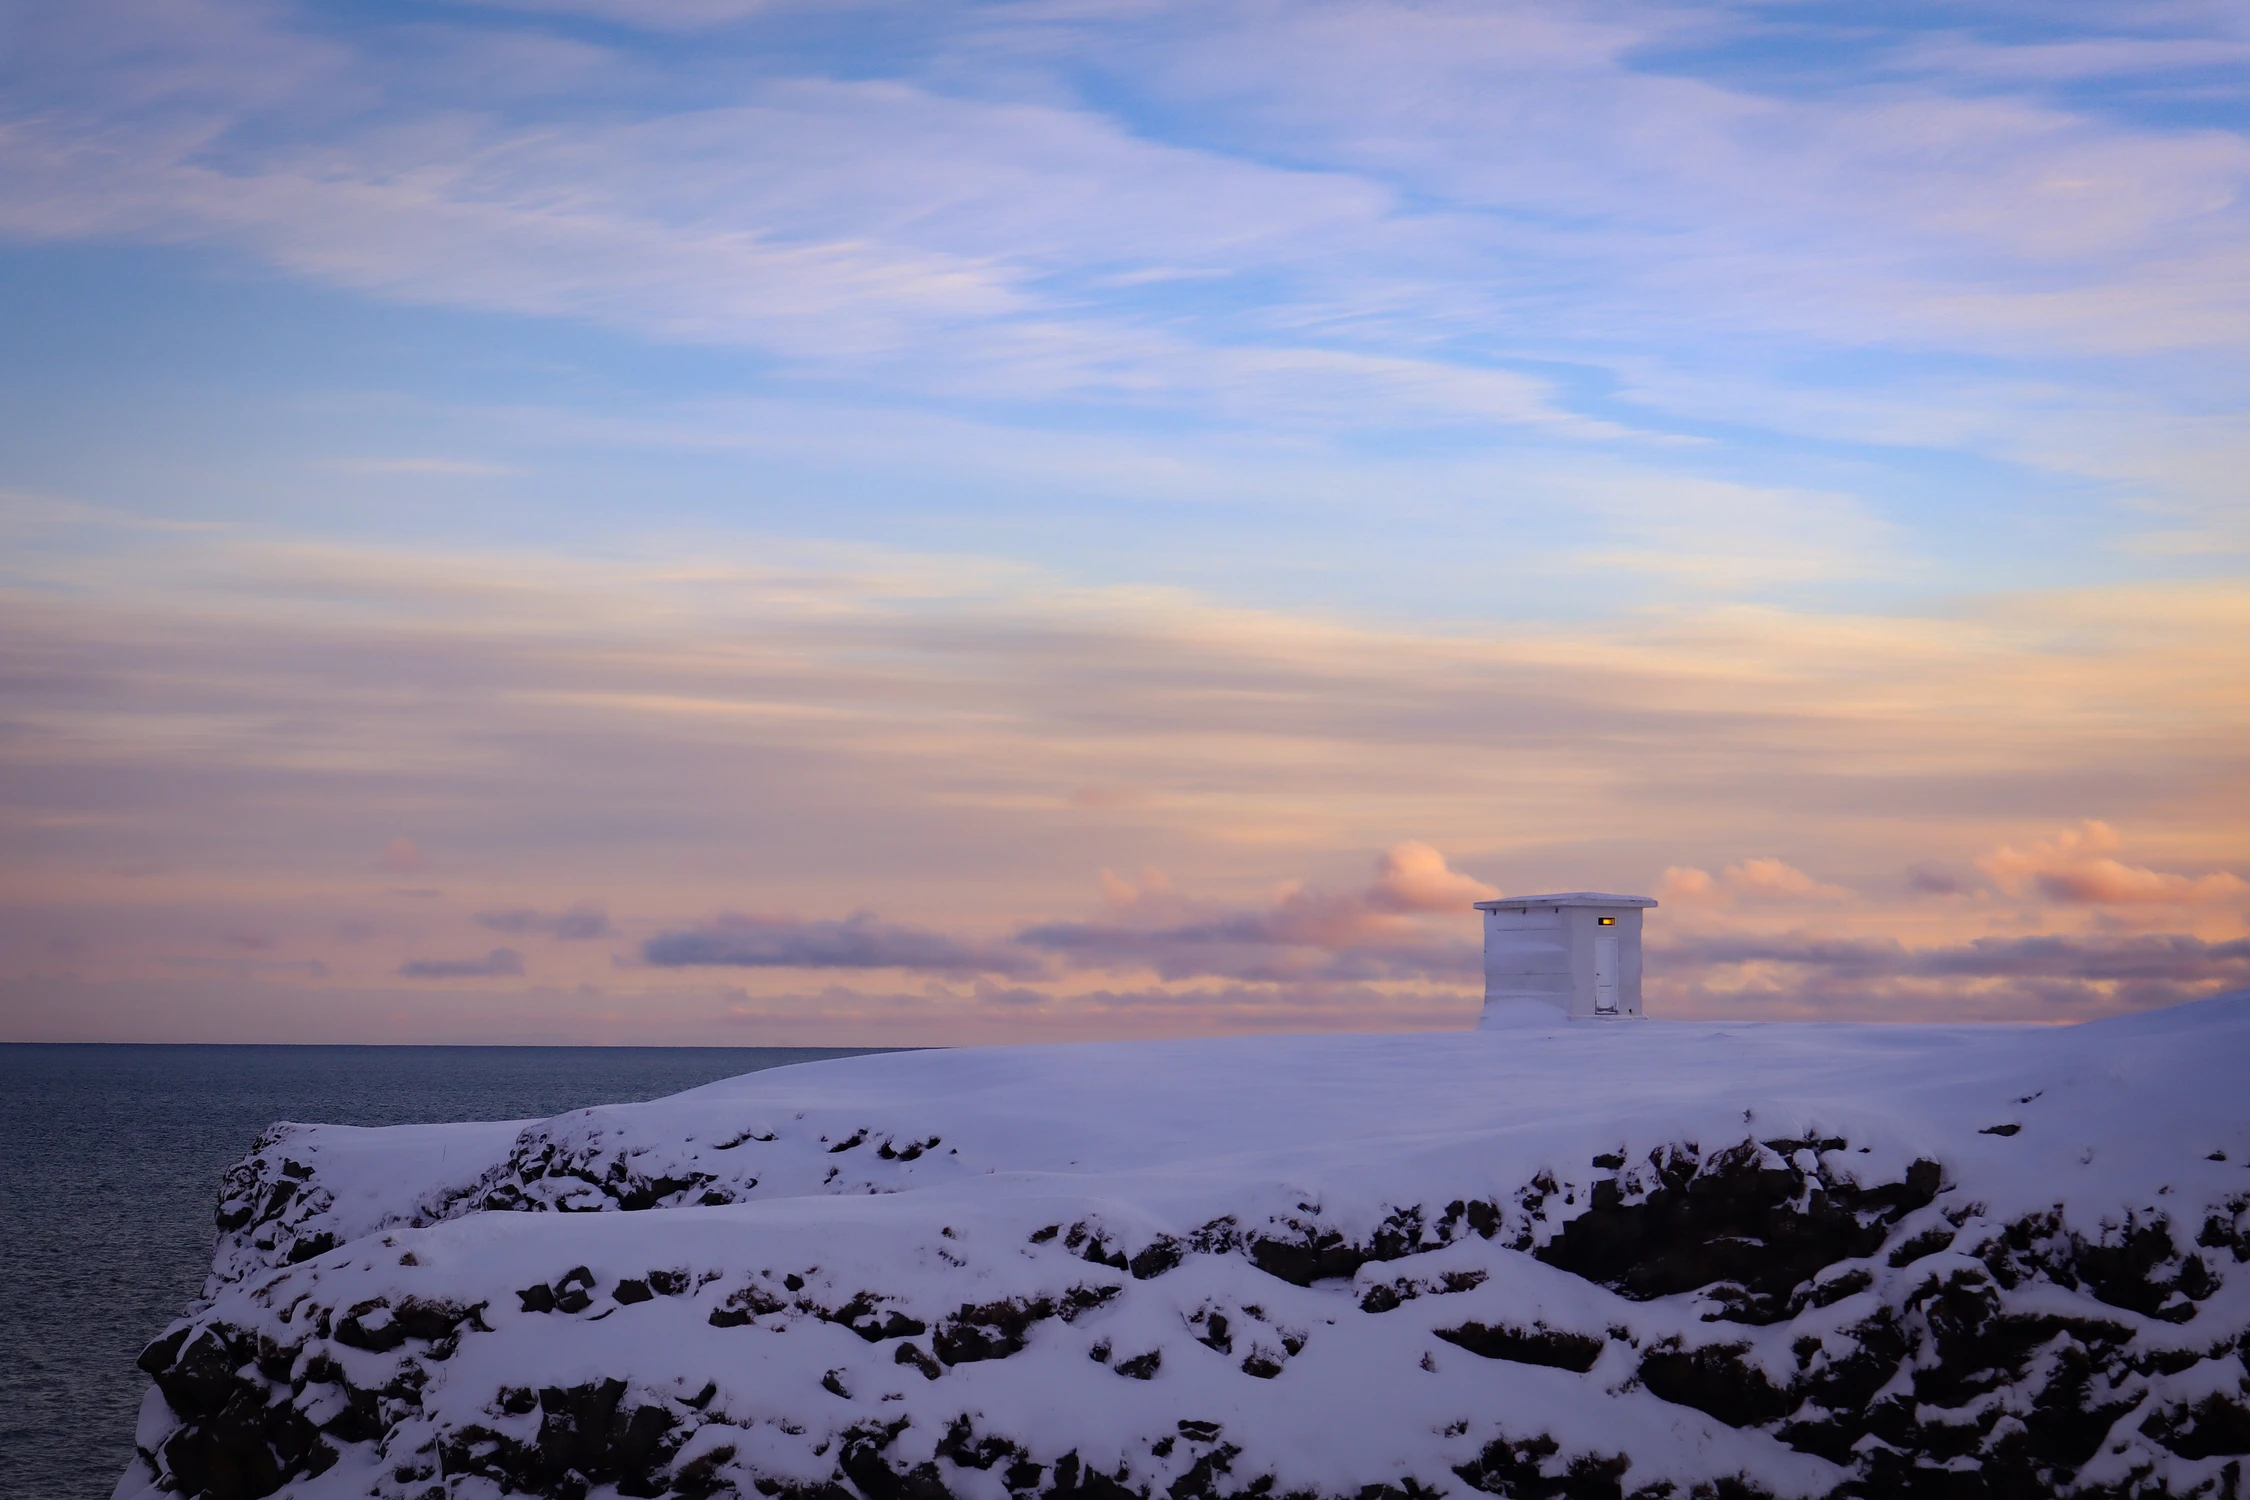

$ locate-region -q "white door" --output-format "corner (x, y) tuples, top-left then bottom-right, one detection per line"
(1594, 933), (1620, 1013)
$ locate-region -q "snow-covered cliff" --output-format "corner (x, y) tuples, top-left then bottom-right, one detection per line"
(123, 997), (2250, 1500)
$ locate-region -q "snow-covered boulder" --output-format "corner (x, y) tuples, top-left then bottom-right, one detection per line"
(122, 997), (2250, 1500)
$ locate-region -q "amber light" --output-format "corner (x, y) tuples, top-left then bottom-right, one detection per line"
(1598, 916), (1616, 925)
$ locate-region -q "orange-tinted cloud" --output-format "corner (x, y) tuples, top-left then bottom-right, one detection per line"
(1367, 841), (1501, 913)
(1656, 858), (1853, 905)
(1978, 821), (2249, 905)
(1016, 844), (1490, 983)
(1, 530), (2244, 1039)
(1659, 929), (2250, 1020)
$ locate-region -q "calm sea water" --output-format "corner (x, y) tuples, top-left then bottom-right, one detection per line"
(0, 1043), (891, 1500)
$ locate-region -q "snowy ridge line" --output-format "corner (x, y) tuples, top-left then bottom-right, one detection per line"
(128, 996), (2250, 1500)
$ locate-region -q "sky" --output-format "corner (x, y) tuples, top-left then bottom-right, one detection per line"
(1, 0), (2246, 1045)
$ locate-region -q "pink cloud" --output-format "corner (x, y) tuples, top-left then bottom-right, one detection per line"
(1018, 843), (1489, 982)
(1978, 821), (2249, 906)
(1366, 840), (1501, 913)
(375, 838), (427, 873)
(1656, 858), (1853, 905)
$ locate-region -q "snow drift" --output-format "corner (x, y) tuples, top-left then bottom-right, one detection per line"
(121, 996), (2250, 1500)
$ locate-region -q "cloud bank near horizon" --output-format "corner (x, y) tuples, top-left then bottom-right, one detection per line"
(1, 527), (2243, 1041)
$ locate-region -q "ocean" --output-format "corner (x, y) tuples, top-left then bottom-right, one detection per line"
(0, 1043), (890, 1500)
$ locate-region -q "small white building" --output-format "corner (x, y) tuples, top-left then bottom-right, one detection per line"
(1474, 892), (1657, 1024)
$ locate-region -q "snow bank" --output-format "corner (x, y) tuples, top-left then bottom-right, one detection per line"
(124, 996), (2250, 1500)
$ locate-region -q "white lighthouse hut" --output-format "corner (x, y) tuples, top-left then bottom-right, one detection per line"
(1473, 892), (1657, 1025)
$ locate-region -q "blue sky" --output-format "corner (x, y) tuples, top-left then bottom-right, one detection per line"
(2, 0), (2246, 1041)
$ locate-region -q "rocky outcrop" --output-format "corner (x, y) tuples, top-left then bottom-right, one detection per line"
(131, 1136), (2250, 1500)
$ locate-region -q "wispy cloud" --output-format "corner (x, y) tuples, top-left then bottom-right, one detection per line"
(643, 912), (1044, 980)
(5, 0), (2246, 471)
(397, 947), (524, 979)
(1657, 859), (1855, 906)
(328, 458), (523, 478)
(1662, 929), (2250, 1020)
(476, 905), (612, 939)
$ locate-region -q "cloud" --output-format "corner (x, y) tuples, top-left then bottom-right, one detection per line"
(1978, 821), (2249, 906)
(458, 0), (776, 28)
(9, 0), (2248, 506)
(643, 912), (1044, 979)
(1016, 843), (1487, 983)
(329, 458), (523, 477)
(1676, 929), (2250, 983)
(1367, 840), (1501, 913)
(475, 905), (612, 939)
(1662, 928), (2250, 1018)
(1906, 863), (1964, 896)
(1, 525), (2244, 1030)
(163, 956), (330, 977)
(712, 978), (1480, 1037)
(374, 838), (427, 872)
(398, 947), (524, 979)
(640, 844), (1488, 987)
(1657, 858), (1853, 905)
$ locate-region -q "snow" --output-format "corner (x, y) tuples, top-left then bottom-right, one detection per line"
(123, 995), (2250, 1499)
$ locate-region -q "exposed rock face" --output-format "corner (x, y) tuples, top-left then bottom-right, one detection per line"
(122, 1002), (2250, 1500)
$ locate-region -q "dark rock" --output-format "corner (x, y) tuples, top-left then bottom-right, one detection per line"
(334, 1299), (405, 1353)
(936, 1294), (1056, 1365)
(1636, 1342), (1792, 1428)
(2145, 1392), (2250, 1460)
(1452, 1433), (1651, 1500)
(1435, 1321), (1604, 1373)
(939, 1414), (1021, 1470)
(839, 1418), (952, 1500)
(1536, 1140), (1941, 1324)
(1167, 1441), (1240, 1498)
(284, 1231), (336, 1264)
(552, 1266), (597, 1314)
(1130, 1237), (1185, 1280)
(1045, 1450), (1141, 1500)
(818, 1289), (926, 1342)
(671, 1442), (739, 1500)
(1803, 1267), (1872, 1308)
(709, 1281), (787, 1327)
(1889, 1227), (1957, 1267)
